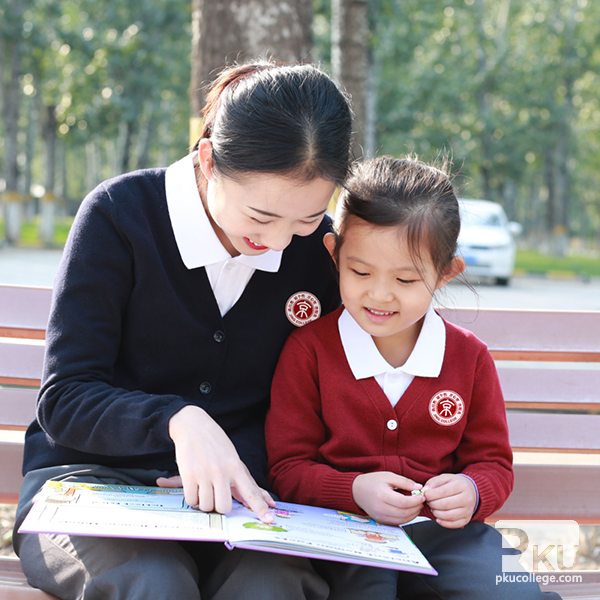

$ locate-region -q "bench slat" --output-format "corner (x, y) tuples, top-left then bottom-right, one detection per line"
(539, 573), (600, 598)
(0, 389), (38, 429)
(0, 442), (24, 505)
(492, 350), (600, 363)
(491, 464), (600, 524)
(439, 308), (600, 355)
(0, 344), (44, 386)
(499, 368), (600, 410)
(0, 557), (60, 599)
(0, 285), (52, 338)
(1, 287), (599, 599)
(508, 412), (600, 453)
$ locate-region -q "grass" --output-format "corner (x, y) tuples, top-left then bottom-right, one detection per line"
(0, 217), (72, 248)
(516, 250), (600, 278)
(2, 218), (599, 278)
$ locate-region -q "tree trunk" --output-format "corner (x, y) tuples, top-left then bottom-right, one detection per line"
(136, 100), (158, 170)
(543, 149), (556, 254)
(550, 0), (577, 257)
(190, 0), (313, 142)
(117, 120), (136, 174)
(502, 179), (517, 222)
(1, 2), (24, 243)
(158, 100), (172, 167)
(40, 104), (58, 245)
(24, 92), (39, 221)
(331, 0), (369, 160)
(473, 0), (511, 202)
(86, 140), (102, 192)
(552, 135), (569, 257)
(364, 45), (377, 159)
(42, 105), (57, 194)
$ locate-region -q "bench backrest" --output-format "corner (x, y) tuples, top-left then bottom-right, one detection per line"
(1, 284), (600, 522)
(439, 307), (600, 523)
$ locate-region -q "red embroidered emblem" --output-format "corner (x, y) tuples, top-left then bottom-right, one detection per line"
(285, 292), (321, 327)
(428, 390), (465, 426)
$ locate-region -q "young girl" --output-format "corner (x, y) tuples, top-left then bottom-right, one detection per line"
(266, 156), (561, 599)
(14, 60), (351, 600)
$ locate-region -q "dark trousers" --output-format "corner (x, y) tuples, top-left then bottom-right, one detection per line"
(314, 519), (563, 600)
(396, 520), (563, 599)
(14, 464), (330, 600)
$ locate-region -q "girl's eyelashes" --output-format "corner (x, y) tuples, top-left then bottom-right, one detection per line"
(351, 268), (369, 277)
(300, 218), (320, 226)
(250, 217), (319, 226)
(397, 278), (416, 285)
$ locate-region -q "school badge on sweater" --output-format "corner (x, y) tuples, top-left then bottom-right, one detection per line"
(429, 390), (465, 426)
(286, 292), (321, 327)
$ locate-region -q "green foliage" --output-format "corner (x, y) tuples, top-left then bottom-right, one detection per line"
(344, 0), (600, 248)
(1, 0), (192, 203)
(2, 0), (599, 254)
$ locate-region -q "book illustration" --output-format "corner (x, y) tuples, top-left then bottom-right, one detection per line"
(242, 522), (288, 532)
(25, 481), (225, 542)
(327, 511), (377, 525)
(272, 506), (302, 519)
(347, 529), (398, 544)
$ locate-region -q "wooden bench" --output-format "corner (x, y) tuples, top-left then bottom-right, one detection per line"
(1, 283), (599, 598)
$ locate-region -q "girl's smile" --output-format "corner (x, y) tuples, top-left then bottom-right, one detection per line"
(364, 307), (398, 324)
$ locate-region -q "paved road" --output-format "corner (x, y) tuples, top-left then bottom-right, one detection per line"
(1, 246), (599, 310)
(443, 275), (600, 311)
(0, 247), (63, 288)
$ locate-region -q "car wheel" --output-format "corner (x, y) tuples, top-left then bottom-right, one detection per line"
(495, 277), (510, 286)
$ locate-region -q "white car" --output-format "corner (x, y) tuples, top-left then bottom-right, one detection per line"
(457, 199), (522, 286)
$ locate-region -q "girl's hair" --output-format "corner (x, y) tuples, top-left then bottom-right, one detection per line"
(192, 60), (353, 185)
(333, 155), (461, 281)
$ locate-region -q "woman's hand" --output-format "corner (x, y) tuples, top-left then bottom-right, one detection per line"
(158, 405), (275, 523)
(424, 473), (477, 528)
(352, 471), (425, 526)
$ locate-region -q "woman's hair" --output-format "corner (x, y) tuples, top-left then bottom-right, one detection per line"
(192, 60), (353, 185)
(333, 155), (461, 281)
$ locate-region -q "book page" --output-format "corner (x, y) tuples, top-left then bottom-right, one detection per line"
(226, 500), (436, 575)
(19, 481), (227, 542)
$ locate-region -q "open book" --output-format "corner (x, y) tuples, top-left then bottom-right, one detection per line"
(19, 481), (436, 575)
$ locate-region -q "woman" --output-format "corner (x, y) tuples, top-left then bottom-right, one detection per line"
(14, 60), (353, 600)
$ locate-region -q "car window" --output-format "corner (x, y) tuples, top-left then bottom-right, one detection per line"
(460, 206), (504, 228)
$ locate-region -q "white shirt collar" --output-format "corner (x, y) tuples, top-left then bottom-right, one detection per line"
(164, 153), (282, 272)
(338, 305), (446, 381)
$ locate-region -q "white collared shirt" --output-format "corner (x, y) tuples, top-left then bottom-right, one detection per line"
(338, 306), (446, 406)
(164, 153), (283, 315)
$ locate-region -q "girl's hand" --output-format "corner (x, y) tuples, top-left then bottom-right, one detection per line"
(351, 472), (425, 526)
(160, 405), (275, 523)
(424, 473), (477, 528)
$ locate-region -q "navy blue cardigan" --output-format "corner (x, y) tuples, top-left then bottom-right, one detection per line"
(23, 168), (340, 489)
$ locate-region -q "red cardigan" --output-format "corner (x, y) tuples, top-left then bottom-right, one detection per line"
(266, 307), (513, 522)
